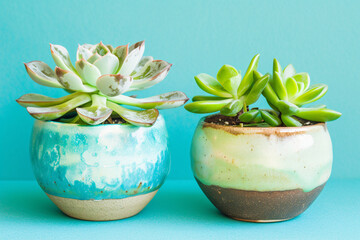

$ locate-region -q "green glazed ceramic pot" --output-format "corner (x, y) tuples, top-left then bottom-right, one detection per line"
(30, 115), (170, 221)
(191, 115), (332, 222)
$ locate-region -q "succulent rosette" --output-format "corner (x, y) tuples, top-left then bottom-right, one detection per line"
(17, 41), (189, 126)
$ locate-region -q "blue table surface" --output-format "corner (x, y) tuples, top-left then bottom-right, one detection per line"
(0, 179), (359, 240)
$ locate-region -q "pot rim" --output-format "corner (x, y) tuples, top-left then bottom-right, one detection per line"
(200, 114), (327, 136)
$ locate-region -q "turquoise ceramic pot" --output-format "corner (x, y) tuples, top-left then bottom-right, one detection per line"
(30, 115), (169, 221)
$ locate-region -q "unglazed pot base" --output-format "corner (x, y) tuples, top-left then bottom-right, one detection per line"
(47, 190), (157, 221)
(196, 178), (325, 222)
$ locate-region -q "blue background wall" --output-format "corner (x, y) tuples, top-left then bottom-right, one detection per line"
(0, 0), (359, 180)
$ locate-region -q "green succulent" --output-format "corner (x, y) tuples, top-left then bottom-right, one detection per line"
(185, 55), (341, 127)
(185, 54), (270, 116)
(257, 59), (342, 126)
(16, 41), (189, 126)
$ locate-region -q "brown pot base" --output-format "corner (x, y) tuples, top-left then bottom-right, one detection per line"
(196, 178), (325, 222)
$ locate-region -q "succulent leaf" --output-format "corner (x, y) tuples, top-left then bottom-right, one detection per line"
(220, 99), (243, 116)
(285, 77), (298, 98)
(94, 42), (110, 56)
(283, 64), (296, 80)
(262, 84), (280, 107)
(129, 60), (172, 91)
(192, 96), (227, 101)
(260, 110), (281, 126)
(273, 59), (282, 75)
(96, 74), (132, 97)
(50, 44), (76, 72)
(87, 53), (101, 64)
(55, 67), (97, 92)
(292, 84), (328, 106)
(293, 73), (310, 92)
(118, 41), (145, 76)
(294, 107), (341, 122)
(216, 64), (241, 97)
(184, 99), (232, 113)
(281, 115), (302, 127)
(131, 56), (153, 75)
(277, 100), (299, 115)
(27, 94), (91, 120)
(16, 92), (83, 107)
(239, 109), (260, 123)
(76, 95), (112, 125)
(194, 73), (232, 98)
(238, 54), (260, 97)
(75, 59), (102, 86)
(76, 45), (93, 61)
(108, 91), (189, 109)
(107, 101), (159, 127)
(245, 74), (270, 105)
(93, 53), (120, 75)
(24, 61), (63, 88)
(272, 71), (287, 100)
(112, 44), (129, 72)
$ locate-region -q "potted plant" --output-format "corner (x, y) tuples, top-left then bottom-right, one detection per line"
(185, 54), (341, 222)
(17, 41), (188, 221)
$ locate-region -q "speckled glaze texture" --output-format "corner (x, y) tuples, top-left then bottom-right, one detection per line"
(191, 116), (333, 192)
(30, 115), (169, 201)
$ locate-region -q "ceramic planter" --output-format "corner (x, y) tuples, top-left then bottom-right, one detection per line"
(191, 115), (332, 222)
(30, 115), (169, 221)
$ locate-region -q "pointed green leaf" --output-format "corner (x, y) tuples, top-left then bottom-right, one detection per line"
(107, 101), (159, 127)
(184, 99), (232, 113)
(50, 44), (76, 72)
(273, 58), (282, 75)
(216, 64), (241, 97)
(16, 92), (83, 107)
(75, 59), (101, 86)
(285, 77), (298, 98)
(283, 64), (296, 80)
(118, 40), (145, 76)
(128, 60), (172, 91)
(76, 95), (112, 125)
(27, 94), (91, 120)
(113, 44), (129, 73)
(295, 107), (341, 122)
(292, 84), (328, 106)
(220, 99), (243, 116)
(277, 100), (299, 115)
(93, 53), (120, 75)
(262, 84), (280, 108)
(260, 110), (281, 126)
(193, 73), (232, 98)
(96, 74), (132, 97)
(272, 71), (287, 100)
(239, 109), (260, 123)
(24, 61), (63, 88)
(245, 74), (270, 105)
(281, 115), (302, 127)
(76, 44), (93, 61)
(55, 67), (97, 92)
(108, 91), (188, 109)
(238, 54), (260, 96)
(293, 73), (310, 91)
(192, 95), (227, 101)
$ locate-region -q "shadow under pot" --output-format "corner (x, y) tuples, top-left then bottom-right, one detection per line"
(30, 115), (170, 221)
(191, 115), (332, 222)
